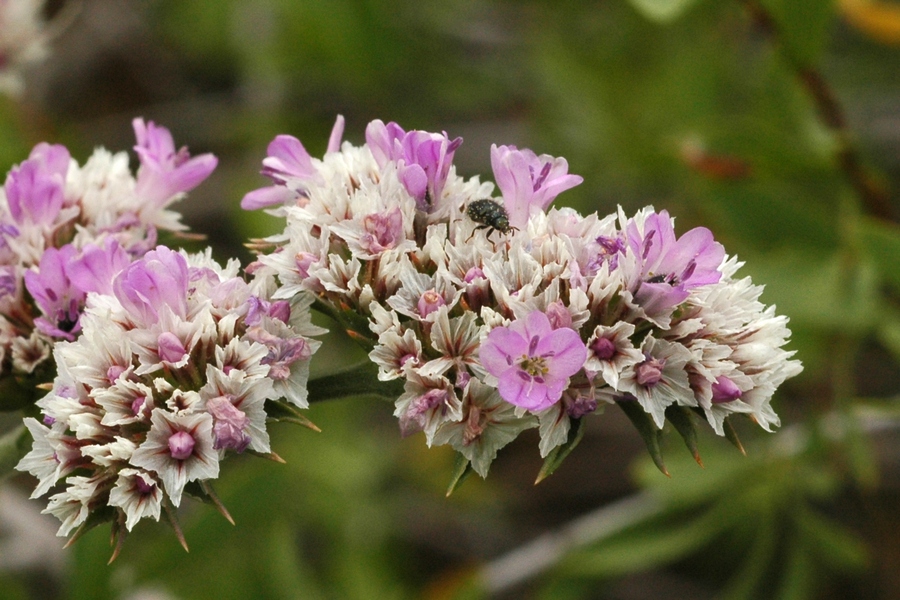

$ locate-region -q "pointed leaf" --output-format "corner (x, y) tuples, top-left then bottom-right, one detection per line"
(107, 513), (128, 564)
(722, 417), (747, 455)
(617, 400), (669, 476)
(63, 505), (117, 549)
(446, 452), (473, 497)
(247, 449), (287, 464)
(182, 480), (236, 525)
(535, 417), (586, 484)
(666, 406), (703, 467)
(163, 499), (189, 553)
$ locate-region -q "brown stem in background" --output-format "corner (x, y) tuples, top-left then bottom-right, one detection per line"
(739, 0), (894, 221)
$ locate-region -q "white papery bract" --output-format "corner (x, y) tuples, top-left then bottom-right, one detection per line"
(16, 249), (323, 538)
(246, 117), (802, 477)
(0, 121), (216, 390)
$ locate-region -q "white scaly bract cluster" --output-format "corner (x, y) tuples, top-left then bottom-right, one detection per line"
(250, 119), (803, 477)
(16, 248), (323, 538)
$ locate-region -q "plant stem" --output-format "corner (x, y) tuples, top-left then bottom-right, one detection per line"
(738, 0), (893, 220)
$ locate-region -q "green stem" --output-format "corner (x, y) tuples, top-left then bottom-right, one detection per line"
(307, 361), (404, 403)
(738, 0), (893, 220)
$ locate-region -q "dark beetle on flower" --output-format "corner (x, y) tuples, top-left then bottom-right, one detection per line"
(466, 198), (515, 237)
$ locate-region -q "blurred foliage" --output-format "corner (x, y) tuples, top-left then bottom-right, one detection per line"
(1, 0), (899, 598)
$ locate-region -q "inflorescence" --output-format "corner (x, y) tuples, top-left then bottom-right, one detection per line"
(10, 114), (802, 553)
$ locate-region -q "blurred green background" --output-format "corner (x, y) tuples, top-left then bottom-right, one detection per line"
(2, 0), (900, 598)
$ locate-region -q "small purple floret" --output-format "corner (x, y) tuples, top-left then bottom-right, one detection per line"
(590, 337), (617, 361)
(133, 118), (218, 209)
(711, 376), (742, 403)
(113, 246), (189, 324)
(157, 332), (187, 363)
(207, 396), (251, 452)
(635, 355), (666, 388)
(491, 144), (583, 229)
(365, 120), (462, 211)
(167, 431), (195, 460)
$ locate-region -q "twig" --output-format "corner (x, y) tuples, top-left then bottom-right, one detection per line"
(739, 0), (893, 220)
(478, 493), (660, 594)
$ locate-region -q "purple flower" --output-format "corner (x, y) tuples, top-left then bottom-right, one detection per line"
(625, 210), (725, 314)
(627, 210), (723, 287)
(132, 118), (218, 209)
(4, 143), (70, 227)
(246, 326), (312, 380)
(24, 245), (85, 340)
(491, 144), (583, 229)
(480, 310), (587, 411)
(113, 246), (189, 324)
(365, 119), (462, 211)
(711, 376), (742, 403)
(241, 115), (344, 210)
(67, 238), (132, 296)
(359, 206), (405, 255)
(207, 395), (251, 452)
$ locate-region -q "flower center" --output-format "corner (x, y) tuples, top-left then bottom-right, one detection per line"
(519, 355), (549, 380)
(711, 376), (742, 403)
(167, 431), (195, 460)
(590, 337), (617, 361)
(635, 356), (666, 387)
(417, 289), (445, 318)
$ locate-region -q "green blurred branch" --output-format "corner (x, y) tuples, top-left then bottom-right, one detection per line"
(738, 0), (894, 221)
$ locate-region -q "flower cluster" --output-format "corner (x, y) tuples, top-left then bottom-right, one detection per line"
(244, 117), (802, 477)
(16, 247), (323, 543)
(0, 118), (216, 401)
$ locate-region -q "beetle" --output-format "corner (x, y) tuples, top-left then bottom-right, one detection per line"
(466, 198), (515, 238)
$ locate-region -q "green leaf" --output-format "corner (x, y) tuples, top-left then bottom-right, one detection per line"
(858, 216), (900, 294)
(617, 401), (668, 476)
(535, 417), (586, 484)
(758, 0), (837, 65)
(666, 406), (703, 466)
(722, 418), (747, 456)
(721, 515), (778, 600)
(776, 537), (816, 600)
(796, 506), (869, 572)
(564, 503), (728, 578)
(446, 452), (473, 497)
(628, 0), (701, 22)
(0, 424), (30, 481)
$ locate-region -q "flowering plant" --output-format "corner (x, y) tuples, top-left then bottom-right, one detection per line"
(6, 113), (802, 555)
(6, 121), (322, 554)
(243, 117), (803, 484)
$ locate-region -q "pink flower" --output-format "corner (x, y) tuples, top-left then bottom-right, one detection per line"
(112, 246), (189, 324)
(4, 143), (69, 227)
(241, 116), (344, 210)
(365, 120), (462, 211)
(132, 118), (218, 209)
(625, 210), (725, 315)
(480, 310), (587, 411)
(490, 144), (583, 229)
